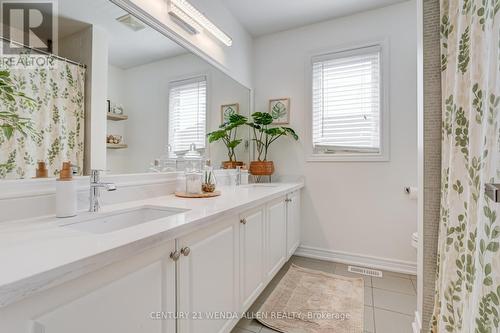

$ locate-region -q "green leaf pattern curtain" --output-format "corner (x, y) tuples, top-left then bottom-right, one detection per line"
(0, 55), (85, 179)
(432, 0), (500, 332)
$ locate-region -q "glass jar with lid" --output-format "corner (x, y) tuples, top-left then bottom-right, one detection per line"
(184, 143), (203, 194)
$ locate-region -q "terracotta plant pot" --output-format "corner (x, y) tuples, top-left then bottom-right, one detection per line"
(249, 161), (275, 176)
(222, 161), (244, 169)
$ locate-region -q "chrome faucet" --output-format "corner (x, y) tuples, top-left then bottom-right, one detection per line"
(89, 170), (116, 212)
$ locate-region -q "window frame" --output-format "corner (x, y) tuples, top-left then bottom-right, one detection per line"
(167, 74), (210, 155)
(305, 39), (390, 162)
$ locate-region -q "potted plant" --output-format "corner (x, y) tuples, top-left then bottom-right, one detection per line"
(207, 113), (248, 169)
(247, 112), (298, 176)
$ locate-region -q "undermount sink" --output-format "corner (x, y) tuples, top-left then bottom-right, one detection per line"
(60, 205), (188, 234)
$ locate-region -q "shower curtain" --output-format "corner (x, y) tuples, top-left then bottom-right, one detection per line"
(431, 0), (500, 332)
(0, 53), (85, 179)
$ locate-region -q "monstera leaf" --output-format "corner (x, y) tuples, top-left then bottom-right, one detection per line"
(271, 101), (287, 120)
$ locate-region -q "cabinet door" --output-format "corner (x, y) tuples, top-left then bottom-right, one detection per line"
(177, 217), (240, 333)
(286, 190), (301, 258)
(31, 241), (176, 333)
(239, 207), (265, 311)
(265, 197), (287, 281)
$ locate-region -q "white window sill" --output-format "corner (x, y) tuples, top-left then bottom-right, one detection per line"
(306, 152), (389, 162)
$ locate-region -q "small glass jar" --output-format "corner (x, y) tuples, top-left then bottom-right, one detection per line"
(202, 160), (217, 193)
(184, 144), (203, 194)
(184, 143), (203, 172)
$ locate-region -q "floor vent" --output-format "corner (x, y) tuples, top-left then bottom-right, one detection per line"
(348, 266), (383, 277)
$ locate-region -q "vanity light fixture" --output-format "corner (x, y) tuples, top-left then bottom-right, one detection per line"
(167, 0), (233, 47)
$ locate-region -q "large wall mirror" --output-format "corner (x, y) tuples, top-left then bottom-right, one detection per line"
(0, 0), (251, 180)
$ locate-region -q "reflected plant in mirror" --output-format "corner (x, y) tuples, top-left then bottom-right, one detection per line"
(207, 113), (247, 169)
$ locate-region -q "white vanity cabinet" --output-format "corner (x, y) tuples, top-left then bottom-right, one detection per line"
(0, 240), (177, 333)
(286, 190), (301, 259)
(0, 187), (303, 333)
(265, 197), (287, 281)
(239, 206), (265, 311)
(176, 216), (240, 333)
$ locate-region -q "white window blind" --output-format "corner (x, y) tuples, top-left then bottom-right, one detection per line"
(168, 76), (207, 152)
(312, 45), (382, 154)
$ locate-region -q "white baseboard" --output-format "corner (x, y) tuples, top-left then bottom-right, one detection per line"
(295, 245), (417, 275)
(412, 311), (422, 333)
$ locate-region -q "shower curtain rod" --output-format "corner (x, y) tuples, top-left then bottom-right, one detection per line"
(0, 36), (87, 69)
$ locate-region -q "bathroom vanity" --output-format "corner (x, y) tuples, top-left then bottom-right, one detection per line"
(0, 0), (302, 332)
(0, 183), (302, 333)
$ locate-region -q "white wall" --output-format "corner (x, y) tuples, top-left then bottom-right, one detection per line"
(115, 0), (254, 89)
(253, 1), (418, 267)
(106, 54), (250, 174)
(59, 26), (109, 174)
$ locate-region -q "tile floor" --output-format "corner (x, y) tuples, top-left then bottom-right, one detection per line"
(232, 255), (417, 333)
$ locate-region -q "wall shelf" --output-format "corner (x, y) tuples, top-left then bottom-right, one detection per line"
(107, 113), (128, 121)
(107, 143), (128, 149)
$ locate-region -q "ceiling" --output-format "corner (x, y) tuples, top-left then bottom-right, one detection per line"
(57, 0), (187, 69)
(221, 0), (409, 36)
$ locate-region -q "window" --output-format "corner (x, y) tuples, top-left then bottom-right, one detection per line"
(311, 44), (387, 160)
(168, 76), (207, 152)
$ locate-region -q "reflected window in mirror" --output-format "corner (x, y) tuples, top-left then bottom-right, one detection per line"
(168, 76), (207, 153)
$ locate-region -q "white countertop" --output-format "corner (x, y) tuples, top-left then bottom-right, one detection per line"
(0, 182), (303, 308)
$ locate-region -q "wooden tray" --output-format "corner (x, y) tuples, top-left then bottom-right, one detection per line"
(175, 191), (221, 198)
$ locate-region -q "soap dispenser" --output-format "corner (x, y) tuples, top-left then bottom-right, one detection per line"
(56, 162), (77, 218)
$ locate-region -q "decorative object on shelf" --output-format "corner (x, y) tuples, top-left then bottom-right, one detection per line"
(269, 98), (290, 125)
(107, 113), (128, 121)
(207, 113), (247, 169)
(184, 143), (203, 194)
(107, 100), (125, 115)
(202, 160), (216, 193)
(221, 103), (239, 123)
(106, 134), (123, 144)
(107, 143), (128, 149)
(247, 112), (298, 177)
(112, 104), (124, 115)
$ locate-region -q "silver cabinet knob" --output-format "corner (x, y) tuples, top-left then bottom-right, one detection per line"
(240, 219), (247, 225)
(181, 247), (191, 256)
(285, 198), (292, 202)
(169, 250), (181, 261)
